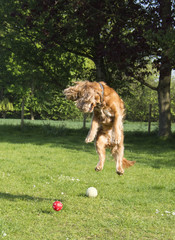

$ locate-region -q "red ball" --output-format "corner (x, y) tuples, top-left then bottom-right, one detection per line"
(53, 201), (63, 211)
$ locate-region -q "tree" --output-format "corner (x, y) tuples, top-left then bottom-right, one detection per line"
(136, 0), (175, 137)
(157, 0), (172, 137)
(0, 0), (89, 123)
(124, 65), (159, 122)
(0, 98), (14, 118)
(171, 76), (175, 122)
(1, 0), (175, 137)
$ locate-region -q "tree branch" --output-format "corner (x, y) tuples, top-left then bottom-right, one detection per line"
(136, 78), (158, 91)
(62, 46), (94, 61)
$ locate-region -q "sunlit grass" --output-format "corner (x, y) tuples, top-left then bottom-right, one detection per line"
(0, 119), (175, 239)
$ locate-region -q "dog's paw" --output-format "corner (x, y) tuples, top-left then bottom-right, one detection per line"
(95, 162), (104, 172)
(112, 138), (121, 145)
(85, 136), (94, 143)
(112, 134), (121, 145)
(95, 166), (103, 172)
(116, 167), (124, 176)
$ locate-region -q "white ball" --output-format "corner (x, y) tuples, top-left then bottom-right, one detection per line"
(86, 187), (98, 198)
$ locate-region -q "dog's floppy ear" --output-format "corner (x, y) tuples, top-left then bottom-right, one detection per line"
(63, 81), (88, 101)
(63, 86), (78, 100)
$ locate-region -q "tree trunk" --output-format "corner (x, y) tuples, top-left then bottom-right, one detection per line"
(21, 98), (25, 128)
(83, 113), (87, 129)
(148, 104), (152, 134)
(30, 80), (35, 120)
(31, 109), (35, 120)
(158, 56), (171, 137)
(2, 112), (6, 119)
(94, 58), (106, 82)
(157, 0), (172, 137)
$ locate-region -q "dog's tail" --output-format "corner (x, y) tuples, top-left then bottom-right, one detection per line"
(123, 158), (135, 169)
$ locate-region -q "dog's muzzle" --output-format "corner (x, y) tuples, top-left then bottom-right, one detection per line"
(76, 100), (94, 113)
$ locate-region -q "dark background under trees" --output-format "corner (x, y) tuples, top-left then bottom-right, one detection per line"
(0, 0), (175, 137)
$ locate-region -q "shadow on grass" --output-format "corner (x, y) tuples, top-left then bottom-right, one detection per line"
(0, 124), (94, 154)
(0, 123), (175, 169)
(78, 193), (87, 198)
(0, 192), (62, 202)
(125, 131), (175, 168)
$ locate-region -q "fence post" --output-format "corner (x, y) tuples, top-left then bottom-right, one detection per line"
(148, 104), (152, 134)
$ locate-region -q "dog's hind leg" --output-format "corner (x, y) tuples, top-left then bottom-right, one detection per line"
(95, 134), (108, 171)
(112, 132), (124, 175)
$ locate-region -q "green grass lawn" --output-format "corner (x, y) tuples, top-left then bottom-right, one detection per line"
(0, 119), (175, 240)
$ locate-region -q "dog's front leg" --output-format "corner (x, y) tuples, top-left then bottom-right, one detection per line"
(85, 112), (99, 143)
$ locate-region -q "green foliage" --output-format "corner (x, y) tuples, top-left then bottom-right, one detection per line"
(124, 85), (159, 122)
(39, 91), (83, 120)
(123, 64), (159, 122)
(0, 98), (14, 118)
(0, 0), (95, 121)
(0, 0), (175, 136)
(0, 98), (13, 111)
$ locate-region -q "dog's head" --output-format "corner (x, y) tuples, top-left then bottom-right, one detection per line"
(64, 81), (103, 113)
